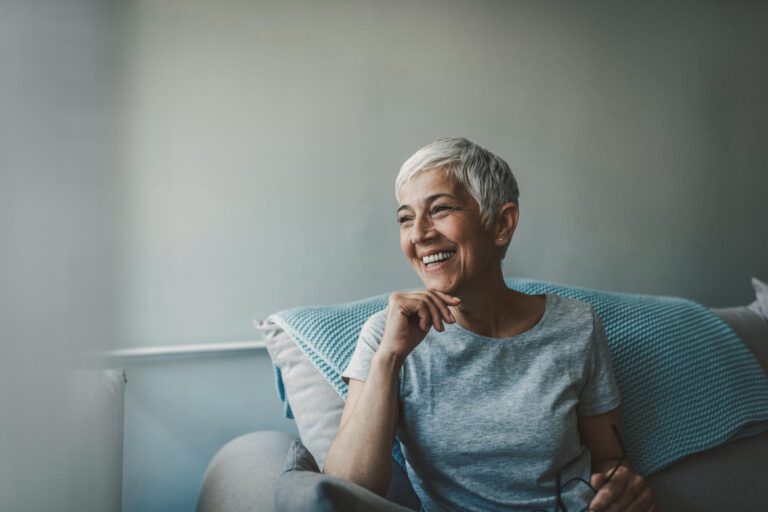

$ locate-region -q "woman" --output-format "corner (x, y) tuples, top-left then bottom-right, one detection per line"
(323, 138), (659, 512)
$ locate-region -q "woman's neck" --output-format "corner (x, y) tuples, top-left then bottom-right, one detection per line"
(448, 268), (529, 338)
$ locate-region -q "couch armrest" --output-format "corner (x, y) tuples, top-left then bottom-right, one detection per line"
(197, 431), (297, 512)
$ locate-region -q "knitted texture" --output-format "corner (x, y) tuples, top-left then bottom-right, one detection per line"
(264, 278), (768, 476)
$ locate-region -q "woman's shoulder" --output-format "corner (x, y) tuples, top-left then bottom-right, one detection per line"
(359, 308), (389, 338)
(548, 293), (594, 312)
(544, 293), (598, 329)
(539, 296), (604, 357)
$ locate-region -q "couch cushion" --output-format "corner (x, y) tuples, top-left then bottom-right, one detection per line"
(710, 306), (768, 374)
(259, 323), (343, 469)
(275, 440), (414, 512)
(647, 430), (768, 511)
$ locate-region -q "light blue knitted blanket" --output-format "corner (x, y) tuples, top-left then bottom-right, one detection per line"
(265, 278), (768, 476)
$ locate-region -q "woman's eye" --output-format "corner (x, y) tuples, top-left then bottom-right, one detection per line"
(397, 206), (455, 225)
(397, 207), (453, 224)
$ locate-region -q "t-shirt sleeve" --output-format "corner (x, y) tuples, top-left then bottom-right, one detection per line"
(341, 309), (388, 384)
(576, 310), (622, 416)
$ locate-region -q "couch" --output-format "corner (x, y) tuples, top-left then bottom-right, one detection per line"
(197, 282), (768, 512)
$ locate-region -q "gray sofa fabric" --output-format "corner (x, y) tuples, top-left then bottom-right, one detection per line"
(197, 431), (295, 512)
(646, 430), (768, 511)
(275, 440), (414, 512)
(196, 431), (420, 512)
(199, 428), (768, 512)
(711, 306), (768, 373)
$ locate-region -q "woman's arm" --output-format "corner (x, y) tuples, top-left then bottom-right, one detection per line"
(324, 289), (458, 496)
(578, 408), (661, 511)
(322, 350), (402, 497)
(577, 408), (623, 467)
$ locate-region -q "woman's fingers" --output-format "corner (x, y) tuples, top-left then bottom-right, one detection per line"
(424, 290), (455, 324)
(404, 292), (445, 332)
(399, 289), (462, 334)
(622, 481), (656, 512)
(428, 290), (461, 321)
(421, 296), (444, 332)
(430, 289), (461, 307)
(416, 303), (430, 332)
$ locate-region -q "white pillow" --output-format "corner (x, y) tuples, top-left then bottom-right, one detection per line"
(748, 277), (768, 322)
(256, 319), (344, 469)
(255, 320), (422, 509)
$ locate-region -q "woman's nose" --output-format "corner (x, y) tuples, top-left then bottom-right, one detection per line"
(410, 214), (434, 243)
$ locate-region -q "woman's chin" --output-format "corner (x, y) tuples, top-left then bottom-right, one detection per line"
(421, 275), (457, 293)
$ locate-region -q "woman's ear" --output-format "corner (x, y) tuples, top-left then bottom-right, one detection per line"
(495, 202), (519, 241)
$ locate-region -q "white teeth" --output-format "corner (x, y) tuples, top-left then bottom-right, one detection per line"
(422, 251), (454, 264)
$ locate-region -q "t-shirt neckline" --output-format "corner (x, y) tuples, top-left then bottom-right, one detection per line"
(445, 293), (553, 342)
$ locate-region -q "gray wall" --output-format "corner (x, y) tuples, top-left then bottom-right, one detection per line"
(120, 0), (768, 354)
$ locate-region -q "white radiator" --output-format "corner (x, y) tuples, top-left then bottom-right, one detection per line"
(69, 368), (127, 512)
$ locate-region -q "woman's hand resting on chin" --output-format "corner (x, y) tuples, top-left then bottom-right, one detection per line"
(379, 289), (462, 364)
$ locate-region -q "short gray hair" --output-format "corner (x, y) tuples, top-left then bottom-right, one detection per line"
(395, 137), (519, 259)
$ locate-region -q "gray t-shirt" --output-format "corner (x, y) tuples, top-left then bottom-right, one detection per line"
(341, 293), (622, 512)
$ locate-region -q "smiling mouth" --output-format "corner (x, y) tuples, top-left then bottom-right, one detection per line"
(421, 251), (456, 272)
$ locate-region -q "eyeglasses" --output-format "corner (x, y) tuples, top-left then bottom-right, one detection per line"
(532, 423), (626, 512)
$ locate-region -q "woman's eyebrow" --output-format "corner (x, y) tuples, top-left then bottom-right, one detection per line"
(396, 193), (456, 213)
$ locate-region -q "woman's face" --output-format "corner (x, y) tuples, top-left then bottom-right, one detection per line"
(396, 169), (500, 294)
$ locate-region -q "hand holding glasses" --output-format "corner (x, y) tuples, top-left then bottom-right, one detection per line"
(532, 423), (626, 512)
